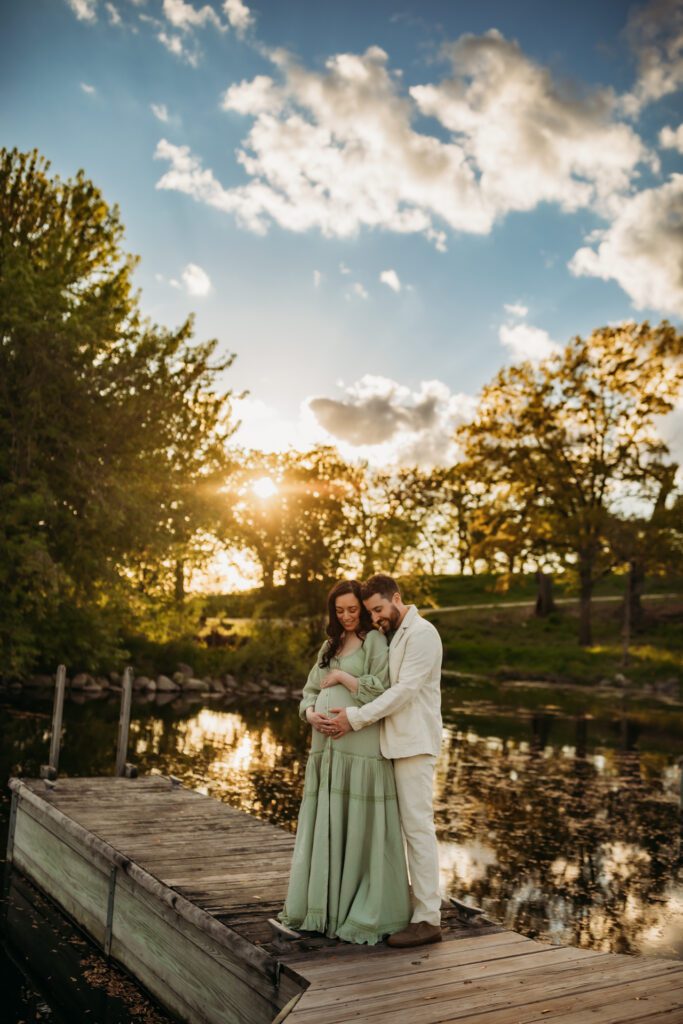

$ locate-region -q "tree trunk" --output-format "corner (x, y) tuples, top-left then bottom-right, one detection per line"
(627, 559), (646, 631)
(621, 567), (631, 668)
(578, 562), (593, 646)
(574, 714), (588, 759)
(260, 555), (276, 590)
(534, 571), (556, 617)
(174, 558), (185, 604)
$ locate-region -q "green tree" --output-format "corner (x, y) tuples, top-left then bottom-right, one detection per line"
(607, 465), (681, 659)
(226, 446), (356, 607)
(457, 322), (683, 645)
(0, 148), (237, 673)
(341, 465), (434, 579)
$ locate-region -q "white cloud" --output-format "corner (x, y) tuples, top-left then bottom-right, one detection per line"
(411, 31), (651, 218)
(351, 282), (369, 300)
(182, 262), (212, 296)
(223, 0), (253, 37)
(157, 30), (196, 63)
(155, 138), (244, 214)
(105, 2), (121, 25)
(380, 269), (401, 293)
(499, 322), (560, 362)
(152, 19), (683, 318)
(156, 0), (229, 61)
(156, 27), (655, 257)
(313, 270), (322, 287)
(308, 375), (477, 467)
(80, 82), (96, 95)
(66, 0), (97, 21)
(499, 302), (560, 363)
(504, 301), (528, 318)
(151, 103), (170, 123)
(660, 124), (683, 153)
(620, 0), (683, 116)
(221, 76), (282, 115)
(569, 175), (683, 317)
(162, 0), (223, 32)
(155, 45), (493, 246)
(155, 265), (211, 295)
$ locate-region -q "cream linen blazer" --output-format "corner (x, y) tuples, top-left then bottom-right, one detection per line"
(346, 605), (443, 759)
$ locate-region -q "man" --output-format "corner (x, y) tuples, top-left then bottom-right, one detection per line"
(326, 573), (443, 948)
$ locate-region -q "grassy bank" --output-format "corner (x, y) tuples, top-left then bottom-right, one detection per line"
(68, 574), (682, 691)
(436, 598), (683, 687)
(427, 572), (683, 608)
(202, 572), (683, 617)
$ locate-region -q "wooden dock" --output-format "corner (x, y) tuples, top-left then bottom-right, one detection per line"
(6, 775), (683, 1024)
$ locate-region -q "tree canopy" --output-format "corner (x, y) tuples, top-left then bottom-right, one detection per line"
(2, 147), (682, 675)
(0, 148), (237, 673)
(456, 322), (683, 643)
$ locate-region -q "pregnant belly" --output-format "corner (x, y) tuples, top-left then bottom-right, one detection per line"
(310, 683), (382, 757)
(314, 683), (356, 716)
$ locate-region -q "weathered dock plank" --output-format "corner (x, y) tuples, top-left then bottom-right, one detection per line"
(8, 776), (297, 1024)
(6, 775), (683, 1024)
(283, 935), (683, 1023)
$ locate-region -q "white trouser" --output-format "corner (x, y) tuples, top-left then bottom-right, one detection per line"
(393, 753), (441, 927)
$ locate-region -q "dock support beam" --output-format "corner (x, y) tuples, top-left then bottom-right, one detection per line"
(40, 664), (66, 781)
(104, 866), (117, 957)
(115, 666), (137, 778)
(5, 788), (19, 864)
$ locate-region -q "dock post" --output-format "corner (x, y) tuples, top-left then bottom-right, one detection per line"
(115, 666), (137, 777)
(104, 866), (117, 957)
(40, 664), (66, 781)
(0, 788), (18, 930)
(5, 788), (19, 864)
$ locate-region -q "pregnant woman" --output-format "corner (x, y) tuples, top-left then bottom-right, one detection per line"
(278, 579), (411, 945)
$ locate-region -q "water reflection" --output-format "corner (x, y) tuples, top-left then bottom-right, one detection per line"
(433, 721), (682, 959)
(1, 690), (682, 964)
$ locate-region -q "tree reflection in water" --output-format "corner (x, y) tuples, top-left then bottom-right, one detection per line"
(1, 691), (681, 961)
(435, 712), (682, 959)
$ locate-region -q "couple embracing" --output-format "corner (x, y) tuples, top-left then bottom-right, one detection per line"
(278, 573), (443, 949)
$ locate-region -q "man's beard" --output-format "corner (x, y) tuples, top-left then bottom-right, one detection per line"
(378, 606), (401, 632)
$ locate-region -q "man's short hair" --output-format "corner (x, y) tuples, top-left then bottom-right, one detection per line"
(361, 573), (400, 602)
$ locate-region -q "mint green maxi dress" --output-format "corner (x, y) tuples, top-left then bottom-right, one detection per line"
(279, 629), (411, 945)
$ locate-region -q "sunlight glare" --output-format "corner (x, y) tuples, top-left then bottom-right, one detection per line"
(253, 476), (278, 499)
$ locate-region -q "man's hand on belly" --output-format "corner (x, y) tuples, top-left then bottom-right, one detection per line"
(327, 708), (353, 738)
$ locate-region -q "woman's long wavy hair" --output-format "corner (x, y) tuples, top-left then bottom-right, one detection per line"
(319, 579), (373, 668)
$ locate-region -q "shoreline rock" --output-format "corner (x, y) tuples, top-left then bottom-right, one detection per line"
(156, 674), (180, 693)
(1, 669), (304, 705)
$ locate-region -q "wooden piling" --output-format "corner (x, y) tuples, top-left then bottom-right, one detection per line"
(40, 664), (66, 781)
(115, 666), (133, 777)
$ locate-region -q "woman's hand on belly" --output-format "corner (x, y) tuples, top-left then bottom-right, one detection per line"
(306, 708), (335, 734)
(320, 669), (359, 693)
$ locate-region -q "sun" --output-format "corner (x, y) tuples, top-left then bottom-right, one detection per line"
(252, 476), (278, 499)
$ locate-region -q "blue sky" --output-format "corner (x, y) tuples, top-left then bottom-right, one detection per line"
(3, 0), (683, 465)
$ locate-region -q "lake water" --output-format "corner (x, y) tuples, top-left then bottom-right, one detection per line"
(1, 682), (682, 1021)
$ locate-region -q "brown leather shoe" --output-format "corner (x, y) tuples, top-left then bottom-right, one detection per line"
(386, 921), (442, 948)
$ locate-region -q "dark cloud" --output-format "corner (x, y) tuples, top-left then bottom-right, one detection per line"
(307, 376), (476, 466)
